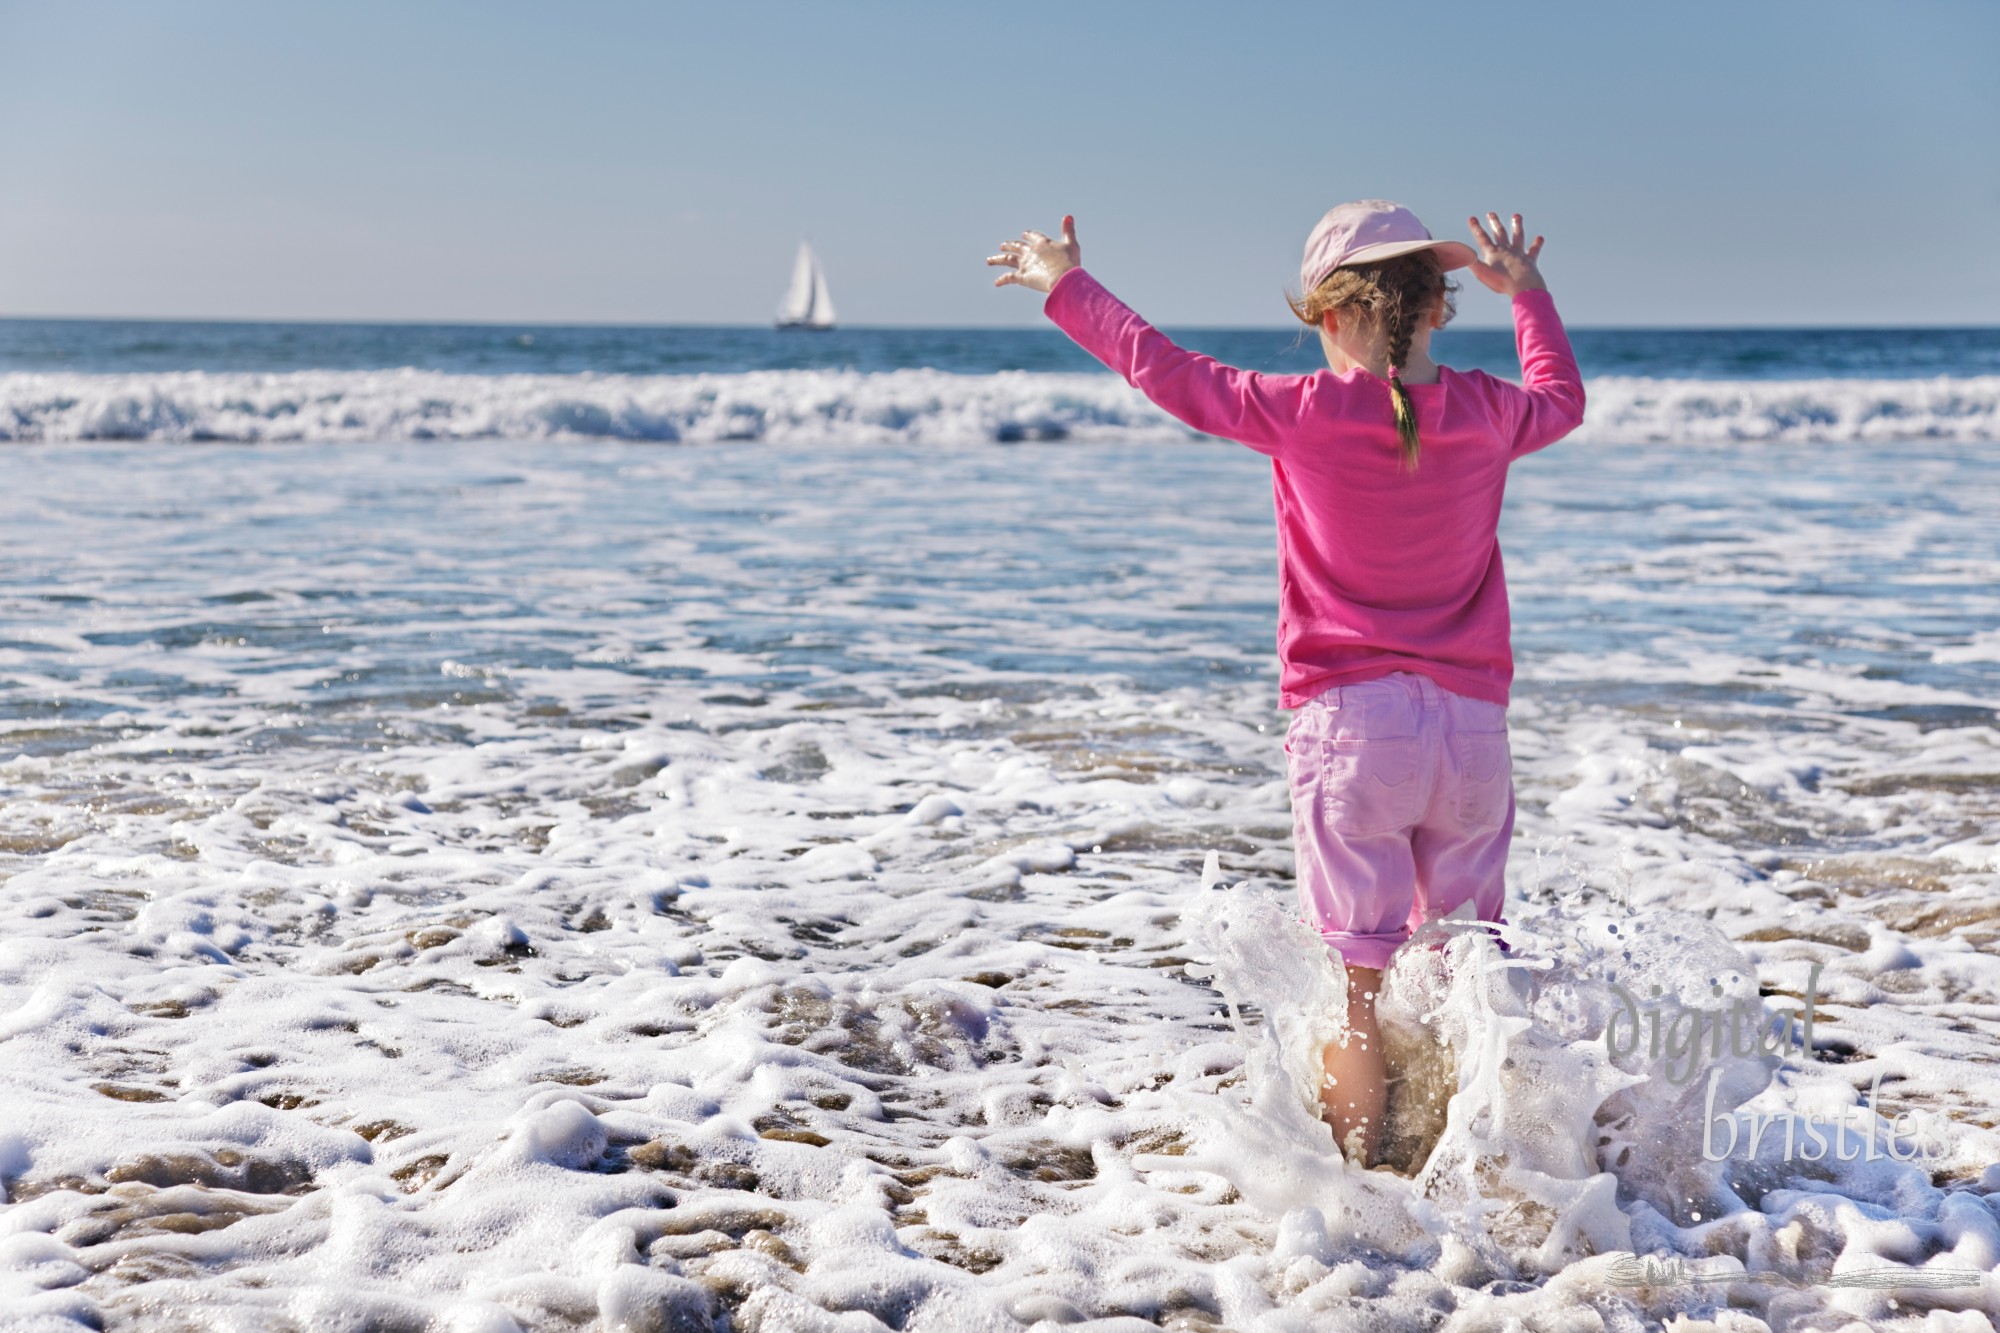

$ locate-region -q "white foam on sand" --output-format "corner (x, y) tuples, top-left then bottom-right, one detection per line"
(0, 436), (1997, 1330)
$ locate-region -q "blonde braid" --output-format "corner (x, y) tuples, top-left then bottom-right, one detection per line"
(1382, 274), (1421, 470)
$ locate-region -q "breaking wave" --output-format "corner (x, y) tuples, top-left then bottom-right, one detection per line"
(2, 368), (1995, 445)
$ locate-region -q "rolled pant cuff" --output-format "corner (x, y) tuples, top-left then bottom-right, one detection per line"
(1315, 929), (1406, 971)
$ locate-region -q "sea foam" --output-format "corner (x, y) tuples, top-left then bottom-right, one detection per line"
(1, 368), (1996, 444)
(2, 436), (1998, 1328)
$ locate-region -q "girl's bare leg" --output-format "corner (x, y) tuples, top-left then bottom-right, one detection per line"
(1320, 965), (1385, 1165)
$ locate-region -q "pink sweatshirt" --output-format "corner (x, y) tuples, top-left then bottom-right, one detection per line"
(1043, 269), (1586, 708)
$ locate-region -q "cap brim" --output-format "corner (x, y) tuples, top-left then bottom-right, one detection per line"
(1339, 238), (1478, 272)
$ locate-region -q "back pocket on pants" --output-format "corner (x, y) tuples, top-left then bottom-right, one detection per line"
(1321, 737), (1424, 837)
(1453, 731), (1512, 832)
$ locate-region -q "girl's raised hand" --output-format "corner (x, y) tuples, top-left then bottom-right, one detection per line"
(1465, 212), (1548, 297)
(987, 216), (1081, 294)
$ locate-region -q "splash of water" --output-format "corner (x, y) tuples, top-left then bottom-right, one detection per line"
(1179, 868), (1874, 1285)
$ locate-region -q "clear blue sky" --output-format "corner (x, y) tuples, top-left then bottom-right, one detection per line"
(0, 0), (1993, 327)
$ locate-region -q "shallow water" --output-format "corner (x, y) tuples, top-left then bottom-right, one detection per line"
(2, 436), (1999, 1331)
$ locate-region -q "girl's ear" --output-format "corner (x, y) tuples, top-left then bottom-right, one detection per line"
(1320, 311), (1339, 336)
(1430, 303), (1448, 331)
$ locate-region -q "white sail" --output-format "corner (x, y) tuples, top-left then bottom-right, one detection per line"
(808, 262), (836, 328)
(777, 244), (815, 325)
(777, 242), (835, 329)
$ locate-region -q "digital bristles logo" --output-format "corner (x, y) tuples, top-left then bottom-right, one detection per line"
(1596, 962), (1985, 1294)
(1602, 963), (1947, 1164)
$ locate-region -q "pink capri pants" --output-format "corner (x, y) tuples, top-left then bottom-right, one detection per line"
(1286, 672), (1513, 969)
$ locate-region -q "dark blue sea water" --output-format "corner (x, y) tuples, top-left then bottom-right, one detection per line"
(3, 317), (1997, 380)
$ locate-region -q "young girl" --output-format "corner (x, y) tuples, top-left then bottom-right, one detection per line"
(986, 201), (1585, 1165)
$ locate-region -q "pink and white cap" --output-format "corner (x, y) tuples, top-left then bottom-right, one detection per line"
(1300, 199), (1476, 295)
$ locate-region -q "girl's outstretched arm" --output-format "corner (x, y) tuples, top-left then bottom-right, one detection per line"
(986, 217), (1315, 457)
(1465, 212), (1585, 454)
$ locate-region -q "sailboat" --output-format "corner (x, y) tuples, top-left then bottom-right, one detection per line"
(775, 242), (837, 330)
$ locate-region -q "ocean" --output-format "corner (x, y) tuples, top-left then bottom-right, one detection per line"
(3, 320), (1998, 445)
(2, 318), (1998, 1331)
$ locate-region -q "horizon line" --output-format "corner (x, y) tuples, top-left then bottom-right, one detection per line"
(3, 313), (1998, 336)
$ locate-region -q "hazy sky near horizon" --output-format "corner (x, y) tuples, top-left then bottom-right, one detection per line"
(0, 1), (1994, 328)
